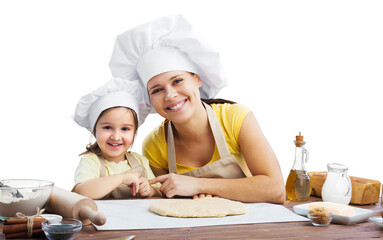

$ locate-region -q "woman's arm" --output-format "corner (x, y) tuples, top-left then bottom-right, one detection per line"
(150, 112), (285, 203)
(229, 111), (285, 203)
(74, 172), (139, 199)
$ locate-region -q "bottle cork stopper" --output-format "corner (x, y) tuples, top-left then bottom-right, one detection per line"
(296, 132), (304, 142)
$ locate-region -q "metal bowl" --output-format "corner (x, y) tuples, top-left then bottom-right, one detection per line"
(0, 179), (54, 218)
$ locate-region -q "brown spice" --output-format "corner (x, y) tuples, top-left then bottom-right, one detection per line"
(4, 217), (45, 225)
(308, 207), (332, 225)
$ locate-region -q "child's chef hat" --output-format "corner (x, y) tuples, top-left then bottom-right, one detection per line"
(73, 78), (151, 132)
(109, 15), (227, 105)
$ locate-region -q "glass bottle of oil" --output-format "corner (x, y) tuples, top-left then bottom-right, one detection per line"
(285, 132), (310, 201)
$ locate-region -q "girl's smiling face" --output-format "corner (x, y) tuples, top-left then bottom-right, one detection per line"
(94, 107), (136, 162)
(147, 71), (202, 123)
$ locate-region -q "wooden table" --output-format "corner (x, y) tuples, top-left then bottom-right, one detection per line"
(1, 197), (382, 239)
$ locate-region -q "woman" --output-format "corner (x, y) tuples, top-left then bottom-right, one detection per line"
(109, 15), (285, 203)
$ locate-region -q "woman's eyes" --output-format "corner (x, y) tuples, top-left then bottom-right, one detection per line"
(150, 78), (183, 95)
(173, 78), (183, 85)
(150, 88), (162, 95)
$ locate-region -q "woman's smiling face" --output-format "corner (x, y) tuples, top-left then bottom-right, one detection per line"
(147, 71), (202, 123)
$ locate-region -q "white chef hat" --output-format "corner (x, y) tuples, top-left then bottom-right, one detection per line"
(109, 15), (227, 105)
(73, 78), (151, 132)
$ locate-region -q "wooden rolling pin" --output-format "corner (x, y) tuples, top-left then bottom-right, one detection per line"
(45, 187), (106, 226)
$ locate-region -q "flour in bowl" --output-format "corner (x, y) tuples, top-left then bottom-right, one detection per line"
(0, 188), (52, 217)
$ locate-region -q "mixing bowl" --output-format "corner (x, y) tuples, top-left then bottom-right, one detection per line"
(0, 179), (54, 218)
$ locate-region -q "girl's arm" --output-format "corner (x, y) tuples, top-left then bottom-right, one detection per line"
(150, 112), (286, 203)
(74, 172), (139, 199)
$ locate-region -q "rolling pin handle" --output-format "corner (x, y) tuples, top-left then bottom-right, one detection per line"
(78, 206), (107, 226)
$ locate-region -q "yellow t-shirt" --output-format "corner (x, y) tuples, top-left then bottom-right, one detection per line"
(142, 103), (250, 174)
(74, 151), (159, 188)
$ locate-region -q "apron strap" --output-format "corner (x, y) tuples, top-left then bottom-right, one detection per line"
(99, 156), (107, 177)
(167, 102), (238, 174)
(203, 102), (232, 159)
(99, 153), (141, 177)
(204, 102), (252, 177)
(167, 121), (178, 174)
(125, 152), (141, 168)
(98, 156), (113, 199)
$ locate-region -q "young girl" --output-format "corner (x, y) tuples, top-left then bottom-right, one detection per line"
(72, 78), (161, 199)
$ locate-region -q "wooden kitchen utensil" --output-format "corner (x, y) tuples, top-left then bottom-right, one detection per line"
(45, 187), (106, 226)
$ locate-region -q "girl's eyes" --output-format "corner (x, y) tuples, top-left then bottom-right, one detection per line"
(102, 126), (131, 131)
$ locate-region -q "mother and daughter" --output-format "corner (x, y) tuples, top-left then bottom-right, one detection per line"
(72, 15), (285, 204)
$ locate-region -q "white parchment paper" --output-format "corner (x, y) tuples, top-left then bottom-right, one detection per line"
(94, 199), (308, 230)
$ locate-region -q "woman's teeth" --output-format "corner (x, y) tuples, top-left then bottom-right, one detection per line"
(169, 101), (183, 110)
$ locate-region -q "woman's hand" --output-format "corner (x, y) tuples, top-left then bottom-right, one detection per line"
(149, 173), (201, 198)
(122, 172), (140, 196)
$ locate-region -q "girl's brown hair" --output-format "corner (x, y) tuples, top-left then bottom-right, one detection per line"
(79, 107), (138, 156)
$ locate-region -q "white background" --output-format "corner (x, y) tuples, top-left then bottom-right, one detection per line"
(1, 0), (382, 192)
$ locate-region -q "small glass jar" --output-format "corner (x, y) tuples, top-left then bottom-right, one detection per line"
(42, 218), (82, 240)
(308, 213), (333, 226)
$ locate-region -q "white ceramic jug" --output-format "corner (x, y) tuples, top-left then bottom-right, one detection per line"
(321, 163), (352, 205)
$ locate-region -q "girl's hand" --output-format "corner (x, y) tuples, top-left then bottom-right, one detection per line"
(138, 177), (153, 197)
(122, 172), (140, 196)
(192, 194), (215, 199)
(149, 173), (201, 198)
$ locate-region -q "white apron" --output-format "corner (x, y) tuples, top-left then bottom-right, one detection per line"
(166, 102), (252, 178)
(99, 152), (147, 198)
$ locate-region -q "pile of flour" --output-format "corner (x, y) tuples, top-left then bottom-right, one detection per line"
(0, 188), (52, 217)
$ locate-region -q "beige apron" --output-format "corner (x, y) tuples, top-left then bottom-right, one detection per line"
(99, 152), (147, 198)
(167, 102), (252, 178)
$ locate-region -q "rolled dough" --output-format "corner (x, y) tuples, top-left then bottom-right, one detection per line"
(149, 197), (247, 218)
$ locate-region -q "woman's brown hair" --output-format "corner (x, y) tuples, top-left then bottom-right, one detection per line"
(201, 98), (236, 105)
(188, 72), (236, 105)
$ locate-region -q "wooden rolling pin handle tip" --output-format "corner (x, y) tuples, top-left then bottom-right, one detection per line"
(78, 206), (107, 226)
